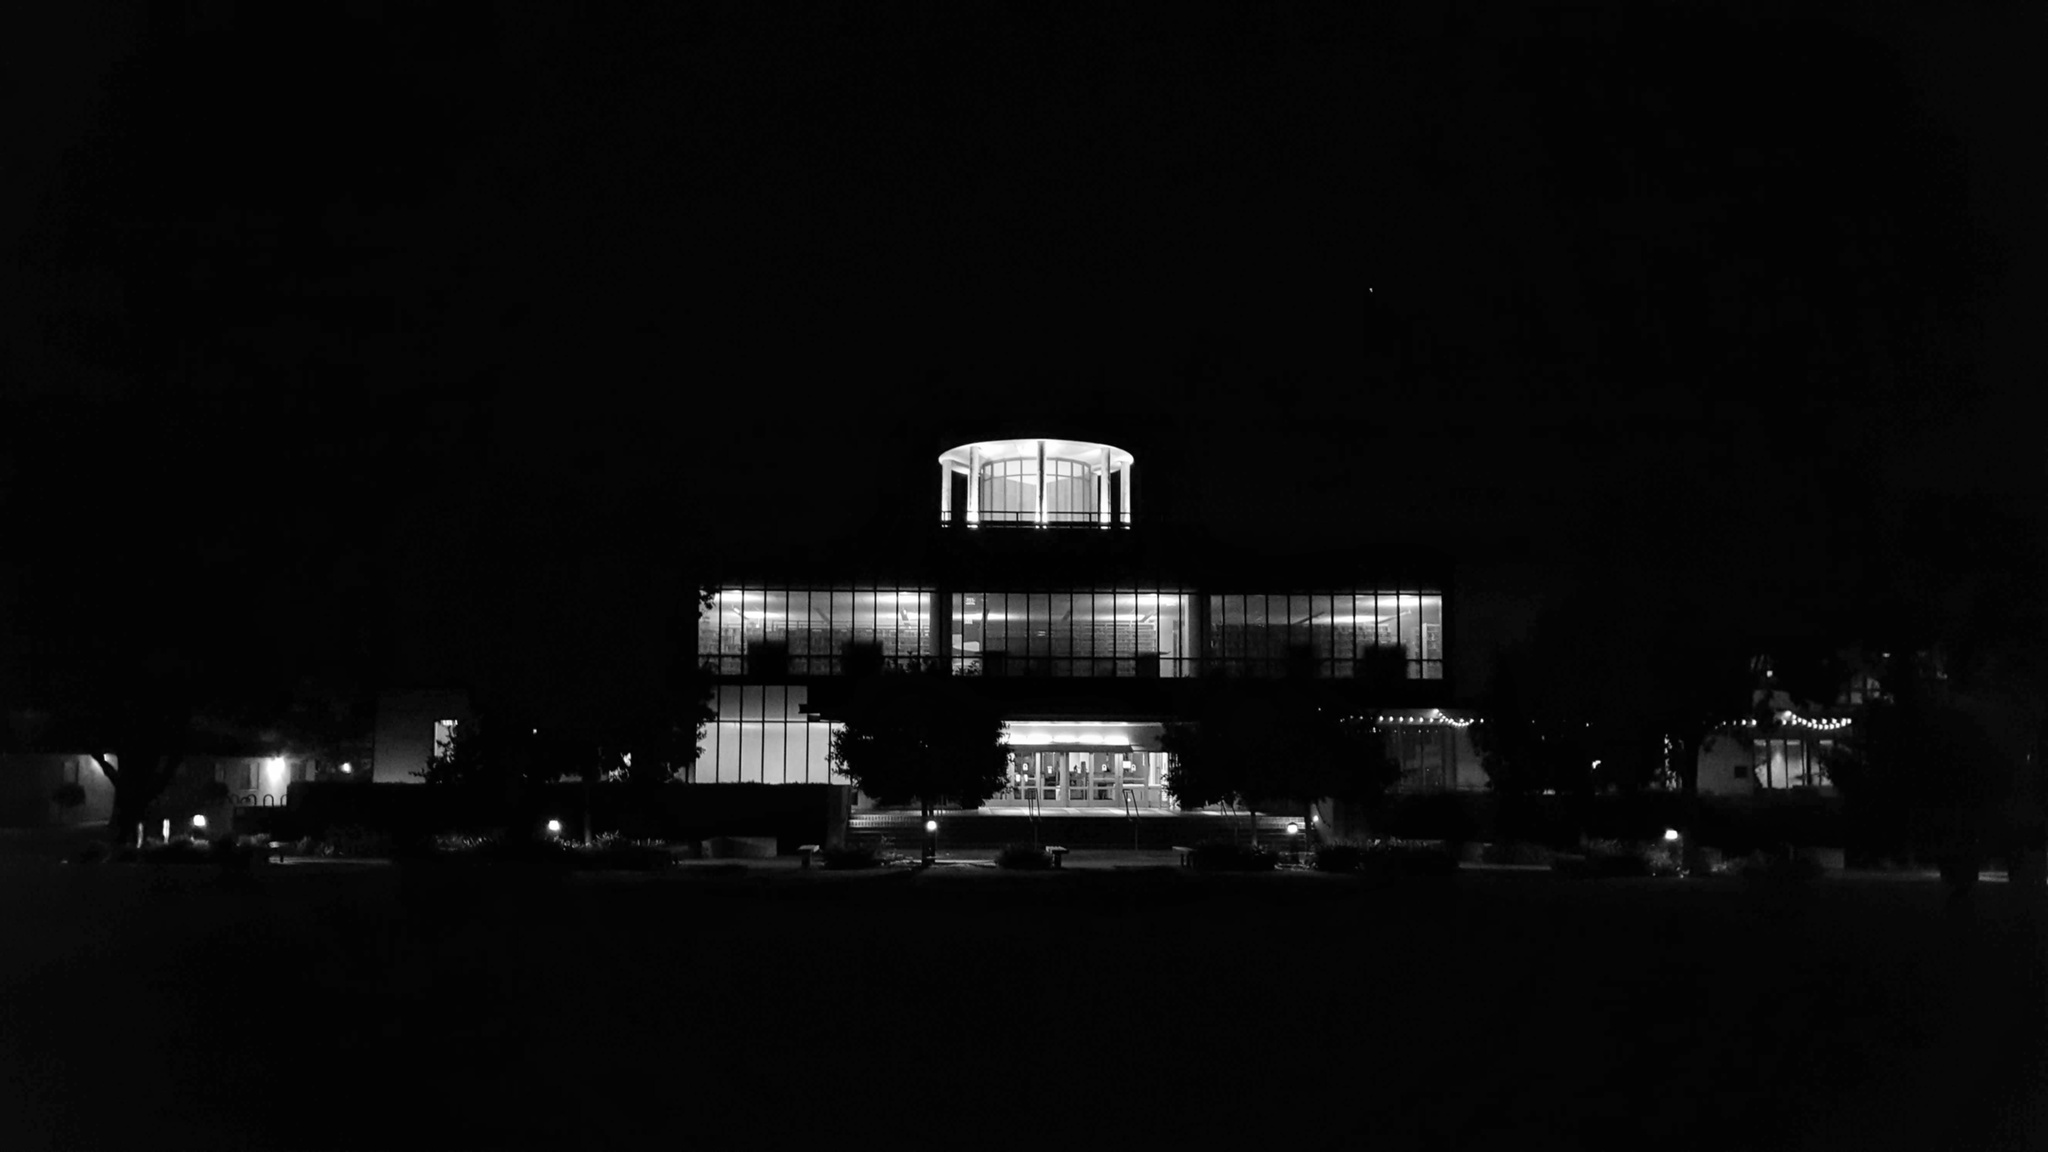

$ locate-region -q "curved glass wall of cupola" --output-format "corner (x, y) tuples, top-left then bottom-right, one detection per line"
(937, 439), (1134, 527)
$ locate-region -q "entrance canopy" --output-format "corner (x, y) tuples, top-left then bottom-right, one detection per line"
(1000, 719), (1163, 751)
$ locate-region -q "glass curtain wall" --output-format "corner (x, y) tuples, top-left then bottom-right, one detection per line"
(977, 456), (1103, 524)
(701, 686), (844, 784)
(1206, 591), (1444, 679)
(1751, 738), (1834, 789)
(951, 590), (1194, 676)
(699, 587), (935, 675)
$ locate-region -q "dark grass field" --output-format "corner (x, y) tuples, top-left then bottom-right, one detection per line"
(2, 846), (2043, 1151)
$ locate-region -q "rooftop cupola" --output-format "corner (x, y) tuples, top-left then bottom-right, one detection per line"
(938, 438), (1134, 528)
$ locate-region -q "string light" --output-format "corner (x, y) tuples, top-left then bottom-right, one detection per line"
(1349, 710), (1478, 729)
(1716, 712), (1852, 732)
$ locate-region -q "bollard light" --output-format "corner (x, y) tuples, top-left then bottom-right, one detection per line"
(191, 814), (207, 830)
(1663, 828), (1681, 843)
(545, 819), (562, 835)
(161, 819), (170, 842)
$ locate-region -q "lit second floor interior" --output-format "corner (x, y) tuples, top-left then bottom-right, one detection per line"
(698, 586), (1448, 680)
(939, 438), (1134, 528)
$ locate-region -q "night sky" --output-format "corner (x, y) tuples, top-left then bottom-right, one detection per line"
(3, 1), (2041, 705)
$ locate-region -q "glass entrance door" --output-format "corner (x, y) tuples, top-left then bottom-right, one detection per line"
(995, 749), (1165, 807)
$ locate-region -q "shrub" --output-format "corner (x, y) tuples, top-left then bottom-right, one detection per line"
(320, 825), (396, 859)
(1478, 841), (1556, 866)
(1720, 851), (1825, 884)
(432, 832), (496, 854)
(210, 835), (257, 872)
(820, 842), (888, 870)
(566, 836), (674, 871)
(50, 782), (88, 809)
(75, 841), (109, 865)
(140, 837), (214, 865)
(1313, 843), (1366, 873)
(1552, 840), (1656, 878)
(1335, 840), (1466, 873)
(995, 843), (1054, 870)
(1187, 840), (1279, 872)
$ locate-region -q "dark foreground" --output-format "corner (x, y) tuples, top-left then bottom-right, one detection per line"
(2, 851), (2043, 1151)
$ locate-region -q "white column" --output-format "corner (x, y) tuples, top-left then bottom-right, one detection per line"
(939, 464), (952, 524)
(966, 447), (981, 525)
(1119, 461), (1132, 526)
(1096, 459), (1109, 528)
(1035, 440), (1047, 526)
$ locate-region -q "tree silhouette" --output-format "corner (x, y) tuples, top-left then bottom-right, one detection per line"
(1163, 678), (1399, 843)
(827, 663), (1009, 828)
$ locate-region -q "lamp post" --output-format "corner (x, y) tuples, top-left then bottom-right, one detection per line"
(924, 818), (937, 866)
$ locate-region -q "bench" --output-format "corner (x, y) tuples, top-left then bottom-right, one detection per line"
(1173, 845), (1195, 867)
(1047, 846), (1068, 869)
(798, 843), (822, 869)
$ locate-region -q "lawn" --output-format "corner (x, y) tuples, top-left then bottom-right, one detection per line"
(1, 851), (2042, 1150)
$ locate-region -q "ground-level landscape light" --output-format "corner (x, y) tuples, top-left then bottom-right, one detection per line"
(545, 819), (562, 835)
(1664, 828), (1681, 843)
(339, 762), (352, 774)
(1287, 822), (1301, 836)
(191, 814), (207, 830)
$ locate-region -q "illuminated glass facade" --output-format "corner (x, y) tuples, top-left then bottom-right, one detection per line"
(701, 686), (843, 784)
(939, 438), (1133, 528)
(1208, 592), (1445, 680)
(952, 590), (1195, 677)
(698, 436), (1458, 792)
(1751, 738), (1834, 789)
(698, 587), (935, 676)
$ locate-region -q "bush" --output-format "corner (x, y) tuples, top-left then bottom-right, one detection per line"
(320, 825), (395, 859)
(1312, 843), (1366, 873)
(1186, 840), (1279, 872)
(1718, 851), (1825, 884)
(1317, 839), (1461, 877)
(995, 843), (1054, 870)
(1551, 839), (1679, 878)
(564, 835), (674, 871)
(820, 842), (888, 870)
(1478, 841), (1556, 866)
(139, 837), (214, 865)
(75, 840), (109, 864)
(1377, 793), (1481, 847)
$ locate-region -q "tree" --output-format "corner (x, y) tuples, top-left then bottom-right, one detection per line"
(1825, 650), (2028, 874)
(827, 663), (1009, 828)
(1162, 678), (1399, 844)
